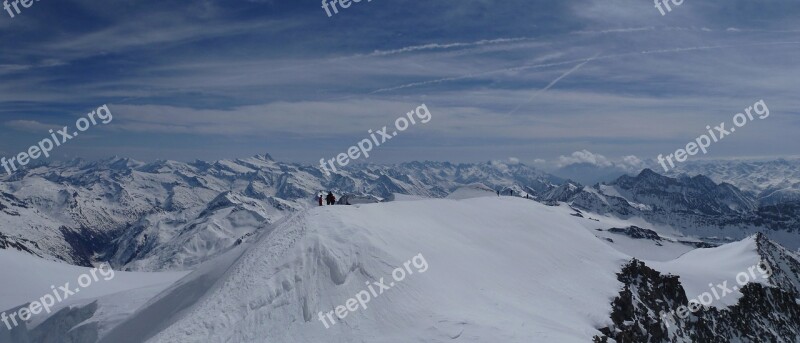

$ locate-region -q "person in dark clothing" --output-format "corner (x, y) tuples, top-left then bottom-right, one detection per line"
(326, 192), (336, 205)
(497, 190), (500, 196)
(508, 189), (513, 196)
(318, 194), (323, 206)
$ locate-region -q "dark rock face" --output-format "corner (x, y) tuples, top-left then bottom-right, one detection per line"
(540, 182), (583, 202)
(607, 226), (662, 241)
(677, 240), (718, 249)
(59, 226), (114, 267)
(0, 232), (41, 257)
(594, 244), (800, 342)
(614, 170), (743, 215)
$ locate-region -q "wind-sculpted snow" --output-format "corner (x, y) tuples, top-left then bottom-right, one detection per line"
(0, 249), (188, 343)
(89, 197), (800, 342)
(119, 197), (628, 342)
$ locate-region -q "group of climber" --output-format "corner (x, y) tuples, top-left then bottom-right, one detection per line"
(497, 189), (531, 199)
(318, 191), (336, 206)
(320, 189), (528, 206)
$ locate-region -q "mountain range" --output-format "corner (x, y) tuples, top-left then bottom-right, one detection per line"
(2, 155), (800, 342)
(2, 156), (799, 272)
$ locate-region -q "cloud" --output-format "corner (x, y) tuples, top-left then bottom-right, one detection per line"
(557, 150), (613, 168)
(107, 99), (435, 137)
(555, 150), (647, 174)
(508, 157), (520, 164)
(5, 120), (59, 132)
(619, 155), (646, 172)
(1, 0), (799, 162)
(364, 38), (534, 57)
(507, 52), (600, 115)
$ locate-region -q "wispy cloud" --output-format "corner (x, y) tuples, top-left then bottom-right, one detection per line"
(362, 38), (534, 57)
(0, 0), (798, 162)
(507, 53), (600, 115)
(6, 120), (59, 132)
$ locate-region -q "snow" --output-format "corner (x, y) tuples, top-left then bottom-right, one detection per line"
(596, 184), (651, 211)
(0, 249), (188, 337)
(536, 203), (700, 261)
(598, 184), (622, 199)
(0, 249), (188, 313)
(667, 158), (800, 195)
(108, 197), (629, 343)
(649, 236), (767, 308)
(0, 157), (565, 271)
(3, 164), (795, 341)
(99, 246), (248, 342)
(387, 193), (426, 202)
(445, 183), (497, 200)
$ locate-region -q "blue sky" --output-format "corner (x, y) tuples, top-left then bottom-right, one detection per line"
(1, 0), (799, 168)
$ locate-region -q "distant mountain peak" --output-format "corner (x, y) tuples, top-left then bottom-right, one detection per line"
(637, 168), (660, 178)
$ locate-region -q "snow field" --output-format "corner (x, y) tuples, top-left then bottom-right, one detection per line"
(146, 197), (630, 342)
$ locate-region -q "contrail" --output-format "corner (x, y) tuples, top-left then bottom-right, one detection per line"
(507, 53), (600, 115)
(361, 37), (532, 58)
(369, 58), (589, 94)
(232, 37), (536, 80)
(369, 41), (800, 95)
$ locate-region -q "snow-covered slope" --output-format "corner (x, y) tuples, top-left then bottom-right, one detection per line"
(105, 197), (630, 343)
(444, 183), (497, 199)
(648, 236), (767, 308)
(0, 250), (187, 312)
(3, 194), (795, 342)
(0, 249), (187, 342)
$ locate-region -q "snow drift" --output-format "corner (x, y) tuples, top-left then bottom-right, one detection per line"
(105, 197), (631, 342)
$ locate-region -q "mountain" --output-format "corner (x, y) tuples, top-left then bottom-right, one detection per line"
(543, 168), (800, 250)
(0, 156), (560, 271)
(596, 233), (800, 342)
(606, 169), (756, 216)
(662, 158), (800, 197)
(3, 154), (800, 274)
(4, 153), (800, 276)
(554, 162), (631, 185)
(664, 159), (800, 235)
(4, 196), (797, 342)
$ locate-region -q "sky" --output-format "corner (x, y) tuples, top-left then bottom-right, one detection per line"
(1, 0), (799, 169)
